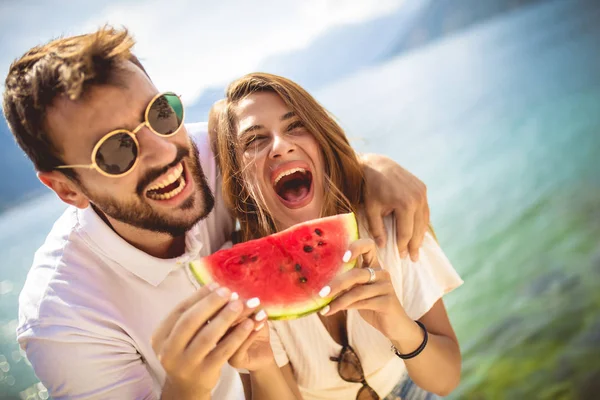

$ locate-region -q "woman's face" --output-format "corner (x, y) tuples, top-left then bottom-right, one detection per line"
(234, 91), (325, 230)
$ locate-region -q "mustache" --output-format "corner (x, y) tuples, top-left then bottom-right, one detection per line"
(137, 145), (190, 196)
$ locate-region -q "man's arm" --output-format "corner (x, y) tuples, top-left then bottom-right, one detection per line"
(360, 153), (430, 261)
(19, 324), (157, 400)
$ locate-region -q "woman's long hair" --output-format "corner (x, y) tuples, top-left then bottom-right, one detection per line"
(215, 73), (365, 241)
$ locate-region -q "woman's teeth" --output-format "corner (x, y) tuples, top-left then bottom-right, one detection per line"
(274, 167), (307, 185)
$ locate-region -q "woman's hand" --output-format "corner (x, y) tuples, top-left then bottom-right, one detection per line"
(361, 153), (429, 261)
(152, 285), (256, 400)
(228, 308), (276, 372)
(319, 239), (413, 342)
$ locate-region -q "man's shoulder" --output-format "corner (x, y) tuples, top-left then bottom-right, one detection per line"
(185, 120), (217, 181)
(17, 207), (109, 335)
(185, 121), (209, 143)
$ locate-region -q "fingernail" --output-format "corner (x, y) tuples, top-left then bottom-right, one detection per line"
(246, 297), (260, 308)
(228, 301), (242, 312)
(254, 310), (267, 322)
(254, 322), (265, 332)
(216, 287), (231, 298)
(400, 250), (408, 259)
(230, 292), (239, 301)
(319, 305), (330, 316)
(342, 250), (352, 263)
(207, 282), (219, 290)
(318, 286), (331, 298)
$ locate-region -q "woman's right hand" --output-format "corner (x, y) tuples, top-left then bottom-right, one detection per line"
(152, 284), (258, 400)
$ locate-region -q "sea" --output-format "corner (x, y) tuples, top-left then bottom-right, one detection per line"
(1, 0), (599, 398)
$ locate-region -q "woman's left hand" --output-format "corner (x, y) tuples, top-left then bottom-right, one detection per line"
(228, 310), (274, 372)
(319, 238), (412, 341)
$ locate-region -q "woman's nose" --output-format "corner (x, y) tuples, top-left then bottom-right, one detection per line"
(269, 133), (295, 159)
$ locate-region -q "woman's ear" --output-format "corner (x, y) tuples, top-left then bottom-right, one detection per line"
(37, 171), (90, 209)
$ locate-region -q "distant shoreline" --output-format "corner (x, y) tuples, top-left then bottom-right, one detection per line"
(0, 188), (50, 214)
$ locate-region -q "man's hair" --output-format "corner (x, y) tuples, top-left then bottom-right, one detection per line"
(215, 72), (366, 241)
(2, 26), (146, 178)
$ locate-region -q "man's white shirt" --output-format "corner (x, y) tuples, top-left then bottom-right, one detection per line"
(16, 123), (241, 399)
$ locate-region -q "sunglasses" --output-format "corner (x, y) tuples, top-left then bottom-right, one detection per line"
(330, 345), (380, 400)
(56, 92), (184, 178)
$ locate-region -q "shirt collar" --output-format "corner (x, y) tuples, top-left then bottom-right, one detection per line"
(76, 206), (204, 286)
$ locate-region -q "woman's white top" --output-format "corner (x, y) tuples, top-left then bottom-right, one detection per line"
(268, 215), (464, 400)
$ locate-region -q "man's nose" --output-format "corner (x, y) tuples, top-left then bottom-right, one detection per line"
(135, 126), (178, 167)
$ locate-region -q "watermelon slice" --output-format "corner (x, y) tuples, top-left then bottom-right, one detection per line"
(189, 213), (358, 320)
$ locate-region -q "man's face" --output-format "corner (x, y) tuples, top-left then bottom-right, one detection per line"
(46, 61), (214, 236)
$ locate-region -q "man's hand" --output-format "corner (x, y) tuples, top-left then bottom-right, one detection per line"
(361, 153), (430, 261)
(152, 284), (257, 400)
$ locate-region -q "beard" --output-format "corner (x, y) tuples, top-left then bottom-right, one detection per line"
(86, 140), (215, 237)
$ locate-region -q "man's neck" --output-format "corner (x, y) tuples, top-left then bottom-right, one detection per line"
(94, 207), (186, 259)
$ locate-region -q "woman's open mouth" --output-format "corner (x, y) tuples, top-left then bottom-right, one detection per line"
(272, 166), (314, 209)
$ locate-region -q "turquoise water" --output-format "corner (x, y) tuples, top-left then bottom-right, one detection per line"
(1, 0), (599, 398)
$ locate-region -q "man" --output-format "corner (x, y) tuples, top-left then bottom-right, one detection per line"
(3, 27), (430, 399)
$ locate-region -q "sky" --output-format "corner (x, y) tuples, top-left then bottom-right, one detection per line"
(0, 0), (404, 103)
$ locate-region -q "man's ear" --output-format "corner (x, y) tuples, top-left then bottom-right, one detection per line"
(37, 171), (90, 209)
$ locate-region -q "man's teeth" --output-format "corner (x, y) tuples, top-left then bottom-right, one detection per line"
(148, 176), (186, 200)
(274, 168), (307, 185)
(147, 163), (184, 191)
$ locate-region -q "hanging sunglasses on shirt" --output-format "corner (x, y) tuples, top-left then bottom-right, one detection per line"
(56, 92), (184, 178)
(331, 344), (380, 400)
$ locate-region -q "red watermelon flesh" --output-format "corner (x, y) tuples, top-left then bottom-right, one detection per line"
(189, 213), (358, 320)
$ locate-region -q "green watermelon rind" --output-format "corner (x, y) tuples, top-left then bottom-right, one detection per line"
(189, 213), (359, 320)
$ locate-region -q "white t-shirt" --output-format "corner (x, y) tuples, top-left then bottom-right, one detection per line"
(16, 123), (241, 400)
(268, 215), (463, 400)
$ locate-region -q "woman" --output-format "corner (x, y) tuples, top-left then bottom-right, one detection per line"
(215, 73), (463, 400)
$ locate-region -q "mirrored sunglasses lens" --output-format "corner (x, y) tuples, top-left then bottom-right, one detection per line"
(339, 348), (364, 382)
(148, 93), (183, 136)
(95, 132), (138, 175)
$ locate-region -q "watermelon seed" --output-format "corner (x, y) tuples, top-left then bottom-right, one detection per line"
(250, 256), (258, 262)
(299, 277), (308, 283)
(317, 241), (325, 246)
(315, 228), (323, 236)
(239, 255), (249, 264)
(303, 245), (314, 253)
(295, 264), (302, 271)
